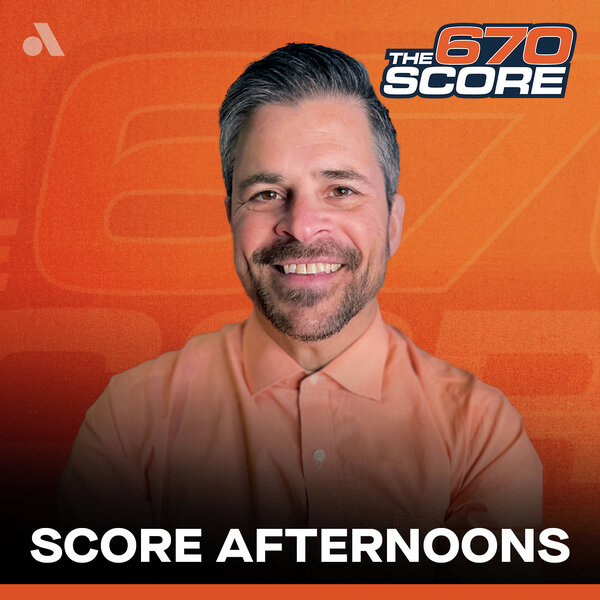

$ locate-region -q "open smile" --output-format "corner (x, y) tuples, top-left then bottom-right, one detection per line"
(274, 262), (343, 275)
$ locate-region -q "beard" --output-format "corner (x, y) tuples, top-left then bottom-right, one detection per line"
(241, 237), (389, 342)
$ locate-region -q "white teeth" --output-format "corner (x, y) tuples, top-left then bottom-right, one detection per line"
(279, 263), (343, 275)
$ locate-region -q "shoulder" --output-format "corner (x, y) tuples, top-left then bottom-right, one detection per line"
(385, 325), (541, 505)
(385, 323), (519, 425)
(91, 322), (244, 424)
(110, 322), (242, 389)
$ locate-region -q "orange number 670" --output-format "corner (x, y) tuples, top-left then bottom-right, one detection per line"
(435, 24), (575, 66)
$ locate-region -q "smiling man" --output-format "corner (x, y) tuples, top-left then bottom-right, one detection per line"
(229, 98), (402, 369)
(60, 44), (541, 546)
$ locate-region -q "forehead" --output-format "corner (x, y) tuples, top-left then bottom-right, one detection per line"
(232, 98), (383, 187)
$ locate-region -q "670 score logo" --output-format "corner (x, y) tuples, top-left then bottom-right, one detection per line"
(381, 23), (576, 98)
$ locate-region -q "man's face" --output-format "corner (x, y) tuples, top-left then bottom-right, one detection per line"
(229, 98), (403, 342)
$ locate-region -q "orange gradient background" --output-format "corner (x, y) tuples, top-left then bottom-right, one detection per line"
(1, 0), (599, 591)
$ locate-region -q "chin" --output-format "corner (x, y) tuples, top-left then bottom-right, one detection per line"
(269, 305), (356, 343)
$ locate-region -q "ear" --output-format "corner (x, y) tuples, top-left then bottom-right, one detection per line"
(224, 197), (232, 223)
(387, 192), (405, 257)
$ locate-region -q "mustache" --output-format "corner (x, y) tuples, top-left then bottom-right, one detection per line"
(252, 239), (362, 271)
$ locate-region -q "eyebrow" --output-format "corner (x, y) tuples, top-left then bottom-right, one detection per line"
(319, 169), (371, 185)
(236, 168), (372, 193)
(237, 172), (285, 191)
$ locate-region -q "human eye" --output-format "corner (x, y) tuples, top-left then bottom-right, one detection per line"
(329, 186), (356, 198)
(249, 190), (284, 203)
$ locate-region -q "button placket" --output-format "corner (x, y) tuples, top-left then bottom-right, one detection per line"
(298, 377), (339, 526)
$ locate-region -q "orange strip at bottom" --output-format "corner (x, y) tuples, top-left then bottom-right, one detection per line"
(2, 585), (599, 600)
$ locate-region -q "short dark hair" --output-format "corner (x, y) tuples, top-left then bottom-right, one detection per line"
(219, 43), (400, 211)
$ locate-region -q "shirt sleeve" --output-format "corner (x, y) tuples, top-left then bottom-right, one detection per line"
(58, 375), (155, 529)
(444, 386), (543, 530)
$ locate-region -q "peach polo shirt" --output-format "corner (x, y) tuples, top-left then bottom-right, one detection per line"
(59, 307), (542, 532)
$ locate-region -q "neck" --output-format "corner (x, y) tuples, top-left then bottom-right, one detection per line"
(254, 300), (380, 372)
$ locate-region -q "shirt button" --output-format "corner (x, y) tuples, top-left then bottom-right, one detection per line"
(309, 374), (321, 385)
(313, 449), (326, 468)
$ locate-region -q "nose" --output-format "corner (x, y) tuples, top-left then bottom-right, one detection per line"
(274, 193), (330, 242)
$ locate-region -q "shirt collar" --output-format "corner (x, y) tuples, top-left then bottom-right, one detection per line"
(320, 308), (388, 401)
(242, 306), (389, 401)
(243, 310), (308, 395)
